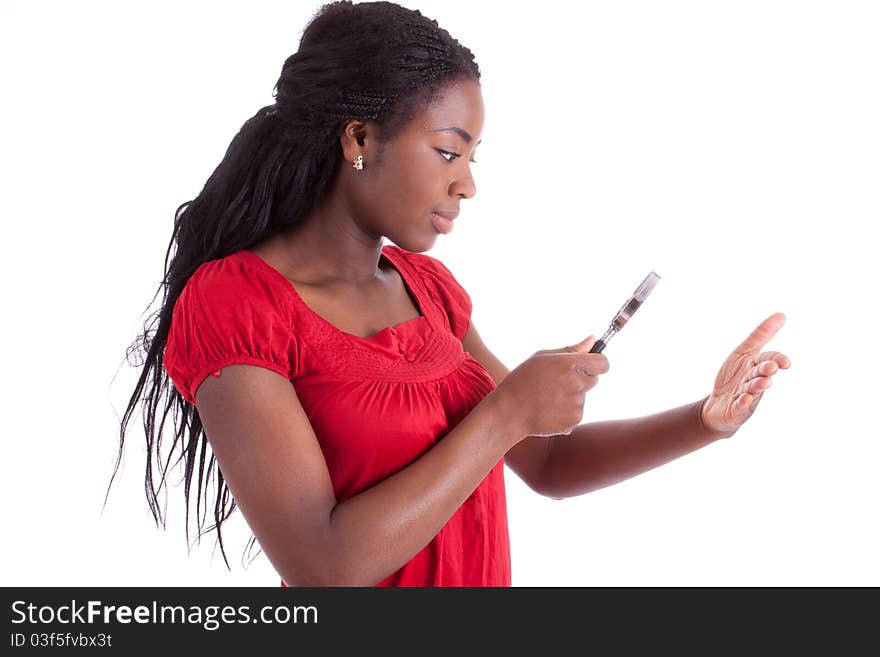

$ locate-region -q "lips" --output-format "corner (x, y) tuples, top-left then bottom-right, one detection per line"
(433, 209), (459, 221)
(431, 211), (456, 234)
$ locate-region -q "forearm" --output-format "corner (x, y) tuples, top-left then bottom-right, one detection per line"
(324, 387), (523, 586)
(539, 396), (733, 500)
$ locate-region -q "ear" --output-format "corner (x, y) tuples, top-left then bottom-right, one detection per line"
(340, 119), (374, 164)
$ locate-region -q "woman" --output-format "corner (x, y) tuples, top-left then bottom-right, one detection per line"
(113, 0), (789, 586)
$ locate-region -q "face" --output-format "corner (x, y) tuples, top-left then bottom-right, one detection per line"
(343, 78), (485, 251)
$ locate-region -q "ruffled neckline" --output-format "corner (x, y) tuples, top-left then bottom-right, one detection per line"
(237, 246), (432, 361)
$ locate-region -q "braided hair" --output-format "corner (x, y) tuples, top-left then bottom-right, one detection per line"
(108, 0), (481, 570)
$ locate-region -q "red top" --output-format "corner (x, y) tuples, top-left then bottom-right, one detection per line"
(163, 244), (511, 586)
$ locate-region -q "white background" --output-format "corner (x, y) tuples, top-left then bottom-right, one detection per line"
(2, 0), (877, 586)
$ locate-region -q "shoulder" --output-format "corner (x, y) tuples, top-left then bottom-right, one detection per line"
(178, 250), (285, 311)
(384, 244), (466, 291)
(384, 245), (472, 339)
(165, 251), (299, 404)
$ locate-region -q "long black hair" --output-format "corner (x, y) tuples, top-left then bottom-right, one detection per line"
(108, 0), (480, 570)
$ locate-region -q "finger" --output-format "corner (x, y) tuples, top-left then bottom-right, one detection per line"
(574, 356), (609, 377)
(749, 360), (779, 380)
(735, 392), (754, 410)
(746, 376), (772, 394)
(563, 335), (596, 353)
(757, 350), (791, 369)
(735, 312), (786, 355)
(580, 353), (610, 375)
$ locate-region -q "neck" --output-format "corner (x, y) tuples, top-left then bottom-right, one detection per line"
(268, 195), (386, 287)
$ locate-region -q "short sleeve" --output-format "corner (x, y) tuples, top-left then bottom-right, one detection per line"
(403, 250), (473, 340)
(163, 256), (299, 405)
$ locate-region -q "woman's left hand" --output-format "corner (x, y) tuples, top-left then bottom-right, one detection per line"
(701, 312), (791, 437)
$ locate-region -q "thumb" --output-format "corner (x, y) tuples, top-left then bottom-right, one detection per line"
(565, 335), (596, 353)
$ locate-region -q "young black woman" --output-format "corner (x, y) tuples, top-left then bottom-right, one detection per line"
(115, 0), (790, 587)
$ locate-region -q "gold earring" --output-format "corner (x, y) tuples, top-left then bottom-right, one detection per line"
(352, 154), (364, 171)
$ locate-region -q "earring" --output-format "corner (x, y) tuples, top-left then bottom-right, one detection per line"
(352, 154), (364, 171)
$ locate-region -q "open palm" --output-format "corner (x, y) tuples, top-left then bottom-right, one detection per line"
(701, 312), (791, 436)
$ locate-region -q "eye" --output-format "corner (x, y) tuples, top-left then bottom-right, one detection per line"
(437, 149), (459, 162)
(437, 149), (478, 164)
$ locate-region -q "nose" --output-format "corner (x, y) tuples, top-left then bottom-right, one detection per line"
(448, 166), (477, 199)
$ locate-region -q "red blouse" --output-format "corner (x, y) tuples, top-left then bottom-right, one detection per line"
(163, 244), (511, 586)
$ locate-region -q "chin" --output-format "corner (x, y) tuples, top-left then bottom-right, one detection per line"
(386, 233), (437, 254)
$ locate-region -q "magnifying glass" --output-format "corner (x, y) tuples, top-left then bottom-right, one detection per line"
(590, 271), (661, 354)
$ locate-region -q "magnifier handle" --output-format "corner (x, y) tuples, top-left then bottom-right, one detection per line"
(589, 339), (607, 354)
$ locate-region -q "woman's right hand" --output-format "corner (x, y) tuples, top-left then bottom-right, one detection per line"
(493, 336), (609, 438)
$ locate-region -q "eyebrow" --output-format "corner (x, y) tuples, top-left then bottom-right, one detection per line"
(430, 127), (482, 147)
